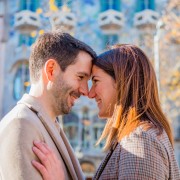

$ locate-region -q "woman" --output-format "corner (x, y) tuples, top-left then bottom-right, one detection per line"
(32, 44), (180, 179)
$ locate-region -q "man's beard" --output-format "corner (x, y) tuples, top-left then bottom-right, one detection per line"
(51, 76), (80, 116)
(52, 76), (72, 115)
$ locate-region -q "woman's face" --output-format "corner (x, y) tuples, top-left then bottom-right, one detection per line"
(89, 65), (117, 118)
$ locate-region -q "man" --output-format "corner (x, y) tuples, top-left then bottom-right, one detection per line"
(0, 31), (96, 180)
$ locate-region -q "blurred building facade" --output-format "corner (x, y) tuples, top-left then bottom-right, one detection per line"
(0, 0), (179, 178)
(0, 0), (7, 119)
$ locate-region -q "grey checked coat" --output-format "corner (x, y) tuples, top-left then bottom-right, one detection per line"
(93, 126), (180, 180)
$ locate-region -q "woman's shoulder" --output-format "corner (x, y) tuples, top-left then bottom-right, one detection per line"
(116, 125), (180, 179)
(119, 125), (171, 152)
(123, 124), (168, 140)
(116, 126), (170, 167)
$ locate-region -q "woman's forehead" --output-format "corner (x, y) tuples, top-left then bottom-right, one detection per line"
(92, 65), (102, 73)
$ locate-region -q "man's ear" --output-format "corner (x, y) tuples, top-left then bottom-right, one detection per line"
(44, 59), (59, 81)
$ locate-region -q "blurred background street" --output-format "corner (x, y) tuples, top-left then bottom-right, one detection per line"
(0, 0), (179, 179)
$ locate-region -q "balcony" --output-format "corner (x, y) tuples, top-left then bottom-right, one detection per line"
(14, 10), (41, 34)
(175, 127), (180, 142)
(98, 9), (124, 35)
(134, 9), (159, 29)
(50, 11), (76, 32)
(14, 45), (31, 62)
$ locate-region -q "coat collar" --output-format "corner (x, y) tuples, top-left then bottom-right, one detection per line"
(17, 94), (84, 180)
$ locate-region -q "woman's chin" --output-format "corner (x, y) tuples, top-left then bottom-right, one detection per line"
(98, 112), (112, 119)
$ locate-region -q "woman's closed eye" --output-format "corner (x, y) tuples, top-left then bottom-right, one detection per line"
(92, 79), (99, 84)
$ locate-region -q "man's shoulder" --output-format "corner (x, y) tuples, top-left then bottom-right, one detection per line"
(0, 103), (39, 132)
(0, 104), (45, 147)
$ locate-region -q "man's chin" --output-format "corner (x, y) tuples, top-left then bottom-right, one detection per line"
(62, 106), (72, 115)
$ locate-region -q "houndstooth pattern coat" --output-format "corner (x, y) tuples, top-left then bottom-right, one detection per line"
(93, 126), (180, 180)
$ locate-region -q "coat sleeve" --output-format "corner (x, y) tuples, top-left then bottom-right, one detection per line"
(118, 132), (169, 180)
(0, 118), (44, 180)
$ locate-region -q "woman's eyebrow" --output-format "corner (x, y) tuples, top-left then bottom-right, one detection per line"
(92, 75), (99, 80)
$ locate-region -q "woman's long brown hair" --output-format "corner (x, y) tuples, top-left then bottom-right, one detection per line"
(95, 44), (173, 151)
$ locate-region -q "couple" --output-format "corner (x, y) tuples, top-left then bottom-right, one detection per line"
(0, 31), (179, 180)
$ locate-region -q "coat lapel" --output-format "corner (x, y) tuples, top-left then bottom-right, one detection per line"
(60, 127), (84, 180)
(17, 94), (83, 180)
(36, 112), (78, 180)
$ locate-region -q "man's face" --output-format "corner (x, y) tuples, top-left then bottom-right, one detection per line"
(51, 51), (92, 115)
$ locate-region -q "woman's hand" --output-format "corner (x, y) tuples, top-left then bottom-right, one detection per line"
(32, 141), (65, 180)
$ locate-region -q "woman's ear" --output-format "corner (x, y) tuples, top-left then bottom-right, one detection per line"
(44, 59), (59, 81)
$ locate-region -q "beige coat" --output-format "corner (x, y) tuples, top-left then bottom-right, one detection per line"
(0, 94), (84, 180)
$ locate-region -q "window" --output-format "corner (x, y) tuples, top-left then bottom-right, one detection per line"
(55, 0), (63, 8)
(63, 112), (79, 149)
(92, 115), (106, 149)
(19, 0), (40, 11)
(112, 0), (121, 11)
(100, 0), (121, 12)
(13, 62), (30, 100)
(0, 2), (4, 16)
(103, 34), (119, 47)
(179, 152), (180, 167)
(136, 0), (155, 12)
(81, 106), (91, 149)
(19, 34), (35, 46)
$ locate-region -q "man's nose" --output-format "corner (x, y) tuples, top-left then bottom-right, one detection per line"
(88, 86), (95, 99)
(79, 83), (89, 96)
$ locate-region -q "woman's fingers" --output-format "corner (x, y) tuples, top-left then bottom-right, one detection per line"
(32, 146), (52, 169)
(32, 141), (65, 180)
(33, 141), (50, 155)
(33, 141), (58, 163)
(32, 160), (49, 180)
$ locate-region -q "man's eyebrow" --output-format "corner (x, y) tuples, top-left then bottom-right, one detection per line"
(77, 72), (90, 77)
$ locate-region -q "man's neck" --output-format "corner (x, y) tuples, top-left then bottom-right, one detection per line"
(29, 85), (56, 122)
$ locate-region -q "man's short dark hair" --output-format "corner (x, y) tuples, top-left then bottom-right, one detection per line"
(29, 31), (96, 82)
